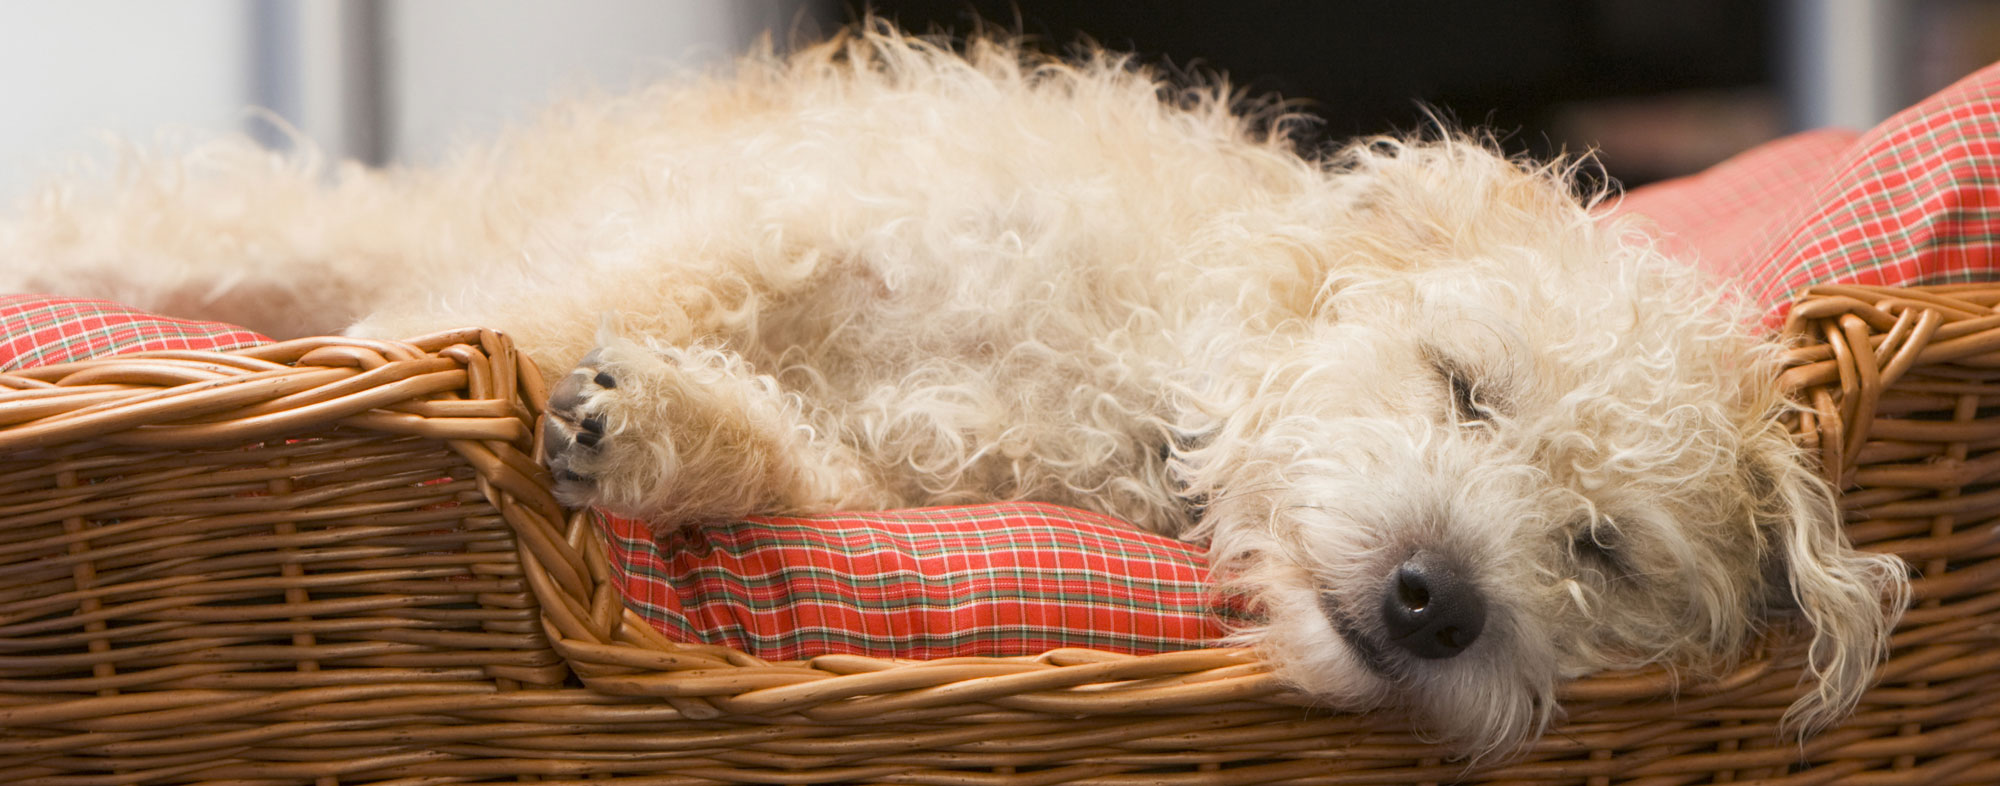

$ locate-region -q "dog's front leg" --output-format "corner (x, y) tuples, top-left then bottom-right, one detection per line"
(538, 336), (891, 532)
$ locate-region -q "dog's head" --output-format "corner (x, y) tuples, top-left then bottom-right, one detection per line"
(1176, 138), (1909, 757)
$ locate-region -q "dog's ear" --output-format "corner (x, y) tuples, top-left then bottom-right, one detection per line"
(1747, 434), (1909, 736)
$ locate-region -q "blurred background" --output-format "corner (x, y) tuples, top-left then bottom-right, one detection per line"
(2, 0), (1997, 202)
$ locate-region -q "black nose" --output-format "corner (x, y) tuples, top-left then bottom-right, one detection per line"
(1380, 551), (1487, 659)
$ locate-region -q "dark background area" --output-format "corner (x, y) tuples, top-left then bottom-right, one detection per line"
(856, 1), (1781, 187)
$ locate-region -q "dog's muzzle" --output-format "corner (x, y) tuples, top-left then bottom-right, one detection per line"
(1380, 551), (1486, 659)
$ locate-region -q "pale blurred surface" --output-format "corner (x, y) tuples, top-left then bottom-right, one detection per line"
(1, 0), (1998, 202)
(388, 0), (814, 165)
(0, 0), (823, 203)
(0, 1), (249, 201)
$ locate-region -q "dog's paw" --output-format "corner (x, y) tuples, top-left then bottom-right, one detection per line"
(537, 338), (875, 528)
(540, 346), (660, 513)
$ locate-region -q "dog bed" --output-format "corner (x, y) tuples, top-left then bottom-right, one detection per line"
(6, 62), (2000, 785)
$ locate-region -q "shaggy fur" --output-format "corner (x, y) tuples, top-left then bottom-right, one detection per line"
(0, 28), (1908, 756)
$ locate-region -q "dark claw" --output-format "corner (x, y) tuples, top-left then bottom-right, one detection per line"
(580, 416), (605, 435)
(575, 430), (600, 448)
(594, 371), (617, 388)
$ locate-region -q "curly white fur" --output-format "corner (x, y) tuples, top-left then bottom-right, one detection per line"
(0, 25), (1908, 757)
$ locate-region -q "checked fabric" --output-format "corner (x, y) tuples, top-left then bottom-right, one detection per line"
(598, 503), (1232, 660)
(1621, 61), (2000, 329)
(1617, 128), (1861, 286)
(0, 294), (270, 371)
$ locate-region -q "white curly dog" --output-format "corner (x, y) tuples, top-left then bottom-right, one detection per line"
(0, 29), (1907, 755)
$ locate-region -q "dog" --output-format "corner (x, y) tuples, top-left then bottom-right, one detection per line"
(0, 27), (1908, 756)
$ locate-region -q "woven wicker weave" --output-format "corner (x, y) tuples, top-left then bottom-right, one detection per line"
(1, 286), (1995, 785)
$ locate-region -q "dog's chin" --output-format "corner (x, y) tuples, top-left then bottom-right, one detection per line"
(1253, 582), (1558, 759)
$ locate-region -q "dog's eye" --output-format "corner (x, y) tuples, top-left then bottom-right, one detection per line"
(1426, 350), (1501, 426)
(1571, 522), (1628, 577)
(1445, 370), (1487, 424)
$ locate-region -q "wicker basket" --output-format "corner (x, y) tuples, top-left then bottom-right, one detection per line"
(1, 286), (1995, 785)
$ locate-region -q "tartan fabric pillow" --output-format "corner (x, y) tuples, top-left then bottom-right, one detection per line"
(0, 294), (271, 370)
(1617, 128), (1860, 284)
(1621, 61), (2000, 328)
(598, 502), (1232, 660)
(1743, 61), (2000, 325)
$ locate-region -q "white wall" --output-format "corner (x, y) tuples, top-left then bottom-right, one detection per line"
(0, 1), (249, 201)
(0, 0), (820, 203)
(388, 0), (816, 164)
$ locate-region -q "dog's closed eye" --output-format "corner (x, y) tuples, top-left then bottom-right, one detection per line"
(1447, 371), (1484, 424)
(1430, 356), (1496, 425)
(1570, 520), (1629, 578)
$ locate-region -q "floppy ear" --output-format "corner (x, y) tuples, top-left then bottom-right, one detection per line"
(1749, 434), (1910, 735)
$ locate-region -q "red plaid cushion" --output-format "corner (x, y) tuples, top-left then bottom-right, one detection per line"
(1742, 61), (2000, 325)
(1619, 128), (1860, 283)
(0, 294), (271, 370)
(1623, 63), (2000, 327)
(598, 502), (1231, 660)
